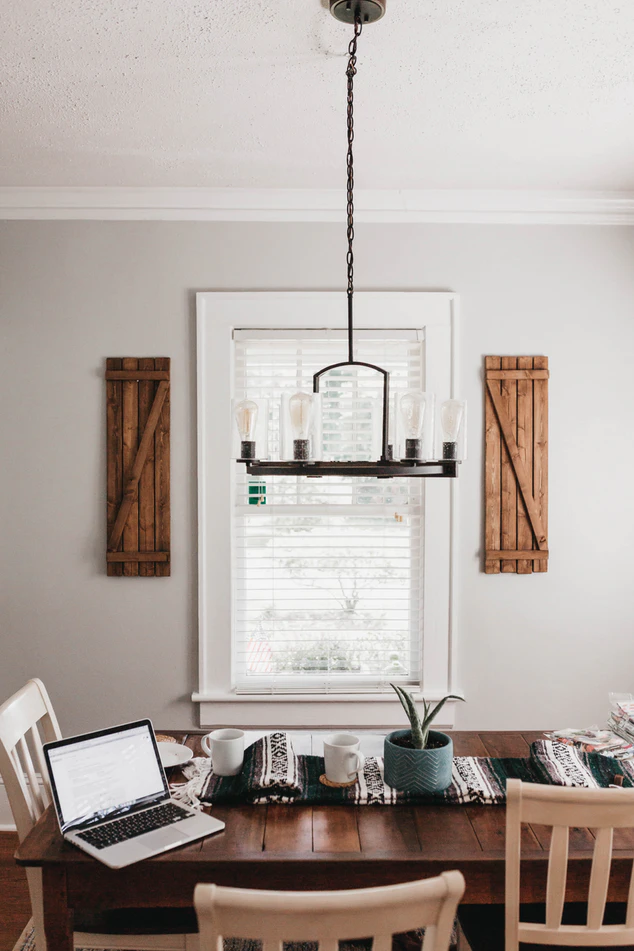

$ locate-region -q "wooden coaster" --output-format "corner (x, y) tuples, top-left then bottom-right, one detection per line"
(155, 734), (177, 744)
(319, 773), (357, 789)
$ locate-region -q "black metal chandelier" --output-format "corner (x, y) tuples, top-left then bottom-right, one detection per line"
(236, 0), (465, 479)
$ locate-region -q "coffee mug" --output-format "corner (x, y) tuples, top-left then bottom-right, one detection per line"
(323, 732), (366, 784)
(201, 728), (245, 776)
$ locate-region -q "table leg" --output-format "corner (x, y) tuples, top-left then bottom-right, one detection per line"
(42, 867), (74, 951)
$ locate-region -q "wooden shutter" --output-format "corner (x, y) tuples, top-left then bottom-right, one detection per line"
(485, 356), (548, 574)
(106, 358), (170, 576)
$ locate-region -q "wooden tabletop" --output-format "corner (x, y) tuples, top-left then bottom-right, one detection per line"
(15, 731), (634, 906)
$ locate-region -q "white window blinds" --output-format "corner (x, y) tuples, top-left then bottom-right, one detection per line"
(232, 330), (425, 694)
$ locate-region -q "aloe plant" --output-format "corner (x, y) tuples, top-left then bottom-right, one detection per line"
(390, 684), (464, 749)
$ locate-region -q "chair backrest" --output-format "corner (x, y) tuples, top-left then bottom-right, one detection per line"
(505, 777), (634, 950)
(0, 679), (62, 841)
(195, 872), (464, 951)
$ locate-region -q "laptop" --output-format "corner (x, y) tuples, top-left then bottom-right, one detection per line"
(43, 719), (224, 868)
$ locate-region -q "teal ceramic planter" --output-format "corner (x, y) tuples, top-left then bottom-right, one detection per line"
(384, 729), (453, 793)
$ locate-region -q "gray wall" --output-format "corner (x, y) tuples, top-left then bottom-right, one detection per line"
(2, 221), (634, 735)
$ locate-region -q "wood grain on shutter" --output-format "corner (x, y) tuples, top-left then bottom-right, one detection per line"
(105, 358), (170, 576)
(500, 357), (518, 572)
(484, 356), (549, 574)
(484, 357), (502, 573)
(106, 358), (124, 577)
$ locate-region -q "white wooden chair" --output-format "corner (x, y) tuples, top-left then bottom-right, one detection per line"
(194, 871), (465, 951)
(0, 679), (198, 951)
(458, 777), (634, 951)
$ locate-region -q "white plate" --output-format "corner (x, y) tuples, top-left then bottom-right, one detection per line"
(157, 742), (193, 768)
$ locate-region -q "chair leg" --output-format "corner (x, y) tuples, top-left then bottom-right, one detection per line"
(25, 868), (47, 951)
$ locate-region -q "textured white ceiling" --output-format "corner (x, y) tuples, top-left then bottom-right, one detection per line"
(2, 0), (634, 189)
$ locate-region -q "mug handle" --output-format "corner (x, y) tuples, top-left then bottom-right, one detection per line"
(348, 751), (366, 778)
(201, 734), (212, 757)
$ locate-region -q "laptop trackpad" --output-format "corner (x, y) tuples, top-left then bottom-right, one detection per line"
(144, 827), (187, 849)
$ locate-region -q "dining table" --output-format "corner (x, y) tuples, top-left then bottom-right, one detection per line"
(15, 730), (634, 951)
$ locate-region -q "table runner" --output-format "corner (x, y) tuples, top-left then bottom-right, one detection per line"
(171, 733), (633, 810)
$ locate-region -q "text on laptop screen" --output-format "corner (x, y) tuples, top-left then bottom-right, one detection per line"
(47, 724), (166, 830)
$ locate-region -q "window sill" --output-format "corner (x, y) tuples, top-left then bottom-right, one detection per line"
(191, 692), (463, 730)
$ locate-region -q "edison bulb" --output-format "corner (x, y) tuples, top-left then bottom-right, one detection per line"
(289, 392), (313, 460)
(235, 399), (258, 460)
(440, 399), (464, 460)
(400, 391), (426, 460)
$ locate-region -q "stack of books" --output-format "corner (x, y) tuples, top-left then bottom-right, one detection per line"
(607, 699), (634, 754)
(544, 728), (634, 760)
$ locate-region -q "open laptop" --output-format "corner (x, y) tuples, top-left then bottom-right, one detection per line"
(43, 719), (224, 868)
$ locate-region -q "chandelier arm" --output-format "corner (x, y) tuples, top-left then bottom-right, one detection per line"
(313, 359), (390, 463)
(346, 14), (362, 363)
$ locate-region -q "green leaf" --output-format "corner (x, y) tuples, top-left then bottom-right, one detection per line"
(421, 694), (465, 731)
(390, 683), (424, 748)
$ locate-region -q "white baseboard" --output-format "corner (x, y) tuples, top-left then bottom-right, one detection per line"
(0, 778), (48, 832)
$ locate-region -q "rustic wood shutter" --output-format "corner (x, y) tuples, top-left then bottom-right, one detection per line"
(106, 358), (170, 576)
(485, 356), (548, 574)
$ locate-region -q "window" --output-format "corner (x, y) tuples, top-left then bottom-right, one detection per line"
(233, 331), (424, 693)
(196, 292), (460, 728)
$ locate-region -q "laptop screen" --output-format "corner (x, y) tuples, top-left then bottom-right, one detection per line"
(45, 720), (169, 833)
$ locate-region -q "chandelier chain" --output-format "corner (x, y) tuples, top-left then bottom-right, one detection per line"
(346, 14), (362, 360)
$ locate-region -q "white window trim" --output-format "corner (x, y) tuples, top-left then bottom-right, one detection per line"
(194, 291), (463, 729)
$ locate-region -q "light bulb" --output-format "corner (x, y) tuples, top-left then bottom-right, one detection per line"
(235, 399), (258, 460)
(440, 399), (464, 460)
(400, 391), (426, 460)
(289, 392), (313, 460)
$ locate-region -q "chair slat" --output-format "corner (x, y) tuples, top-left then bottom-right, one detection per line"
(421, 925), (437, 951)
(587, 827), (614, 930)
(625, 860), (634, 928)
(372, 936), (392, 951)
(29, 727), (51, 808)
(545, 825), (569, 929)
(10, 745), (37, 825)
(261, 942), (284, 951)
(18, 735), (45, 816)
(317, 941), (339, 951)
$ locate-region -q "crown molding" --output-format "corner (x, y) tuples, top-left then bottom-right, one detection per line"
(2, 187), (634, 224)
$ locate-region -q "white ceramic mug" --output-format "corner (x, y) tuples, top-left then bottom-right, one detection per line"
(201, 728), (245, 776)
(323, 732), (366, 784)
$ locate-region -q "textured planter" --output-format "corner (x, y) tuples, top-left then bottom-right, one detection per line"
(383, 729), (453, 793)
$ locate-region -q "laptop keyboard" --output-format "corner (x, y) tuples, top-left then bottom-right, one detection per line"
(76, 802), (190, 850)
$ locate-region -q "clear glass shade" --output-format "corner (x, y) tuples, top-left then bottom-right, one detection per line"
(233, 398), (269, 460)
(400, 391), (426, 439)
(396, 391), (435, 461)
(438, 398), (467, 461)
(288, 392), (314, 440)
(235, 399), (258, 441)
(281, 392), (322, 461)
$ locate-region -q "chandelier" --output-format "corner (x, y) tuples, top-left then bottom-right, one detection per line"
(235, 0), (466, 479)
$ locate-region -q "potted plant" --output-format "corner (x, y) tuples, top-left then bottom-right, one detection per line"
(384, 685), (463, 793)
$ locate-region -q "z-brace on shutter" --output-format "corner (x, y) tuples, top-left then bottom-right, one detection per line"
(485, 356), (548, 574)
(106, 358), (170, 576)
